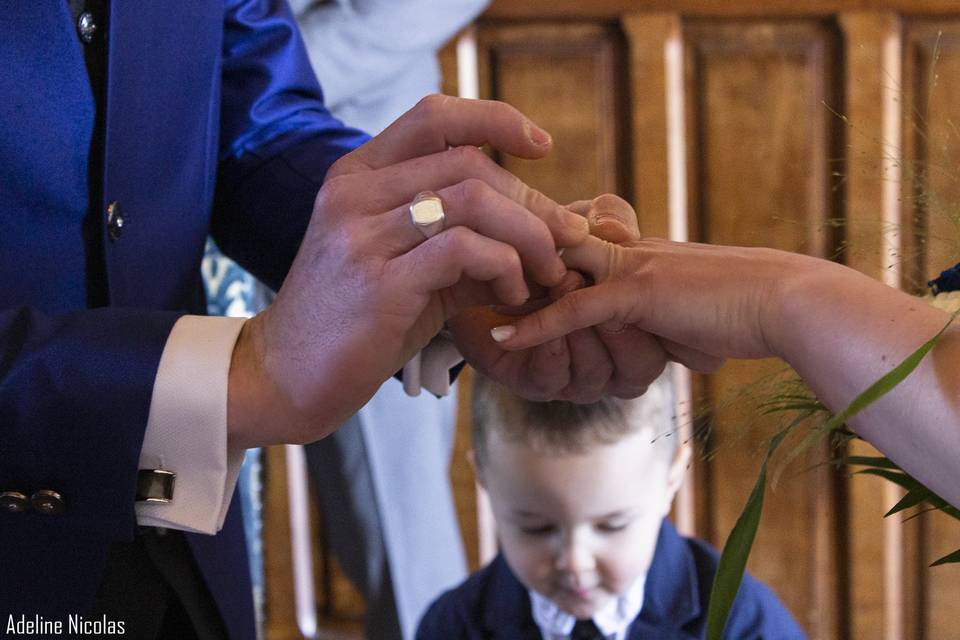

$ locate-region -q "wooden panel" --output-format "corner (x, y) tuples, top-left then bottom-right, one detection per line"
(905, 22), (960, 288)
(262, 446), (304, 640)
(839, 13), (905, 640)
(684, 21), (843, 638)
(486, 1), (960, 20)
(903, 20), (960, 640)
(263, 446), (364, 640)
(478, 23), (626, 205)
(622, 13), (678, 240)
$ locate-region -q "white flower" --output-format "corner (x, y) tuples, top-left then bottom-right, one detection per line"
(925, 291), (960, 314)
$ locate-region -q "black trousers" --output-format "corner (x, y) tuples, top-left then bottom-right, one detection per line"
(92, 528), (228, 640)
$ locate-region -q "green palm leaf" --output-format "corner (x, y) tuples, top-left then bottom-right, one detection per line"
(930, 548), (960, 567)
(705, 316), (954, 639)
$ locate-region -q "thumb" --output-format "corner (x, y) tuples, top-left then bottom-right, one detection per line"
(587, 194), (640, 244)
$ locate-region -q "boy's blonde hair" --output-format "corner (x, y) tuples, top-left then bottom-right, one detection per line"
(471, 372), (677, 469)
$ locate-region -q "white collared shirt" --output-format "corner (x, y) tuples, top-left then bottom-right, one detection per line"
(530, 576), (646, 640)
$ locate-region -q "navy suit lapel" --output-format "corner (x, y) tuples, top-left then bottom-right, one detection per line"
(630, 520), (703, 638)
(480, 555), (543, 639)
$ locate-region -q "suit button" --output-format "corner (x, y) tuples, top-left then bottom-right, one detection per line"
(0, 491), (29, 513)
(77, 12), (98, 44)
(107, 201), (125, 241)
(30, 490), (66, 516)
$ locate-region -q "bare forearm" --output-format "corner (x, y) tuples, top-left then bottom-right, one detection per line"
(772, 258), (960, 506)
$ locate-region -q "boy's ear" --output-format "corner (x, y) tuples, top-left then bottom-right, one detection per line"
(665, 444), (692, 502)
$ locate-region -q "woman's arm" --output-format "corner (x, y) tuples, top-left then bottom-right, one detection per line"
(496, 235), (960, 507)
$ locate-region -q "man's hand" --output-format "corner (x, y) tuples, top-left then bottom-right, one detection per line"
(449, 194), (674, 402)
(227, 95), (589, 449)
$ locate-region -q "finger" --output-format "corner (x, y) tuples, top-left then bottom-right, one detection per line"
(523, 338), (572, 401)
(375, 179), (565, 286)
(548, 270), (587, 301)
(348, 146), (588, 248)
(558, 328), (613, 403)
(388, 226), (529, 310)
(558, 235), (619, 282)
(587, 194), (641, 244)
(565, 200), (594, 216)
(659, 337), (725, 374)
(447, 306), (571, 401)
(336, 95), (553, 174)
(596, 326), (669, 398)
(491, 282), (629, 349)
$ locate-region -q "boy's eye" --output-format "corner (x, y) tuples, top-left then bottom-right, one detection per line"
(597, 521), (629, 533)
(519, 524), (556, 536)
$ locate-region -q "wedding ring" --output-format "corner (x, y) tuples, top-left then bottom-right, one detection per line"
(409, 191), (446, 239)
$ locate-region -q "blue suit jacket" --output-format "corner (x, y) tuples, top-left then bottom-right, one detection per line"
(0, 2), (367, 637)
(416, 521), (806, 639)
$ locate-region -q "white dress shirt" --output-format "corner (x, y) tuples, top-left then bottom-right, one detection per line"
(136, 313), (459, 533)
(530, 576), (646, 640)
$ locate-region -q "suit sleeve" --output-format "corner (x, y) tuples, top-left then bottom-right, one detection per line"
(724, 573), (808, 640)
(415, 590), (473, 640)
(0, 306), (181, 539)
(211, 0), (370, 291)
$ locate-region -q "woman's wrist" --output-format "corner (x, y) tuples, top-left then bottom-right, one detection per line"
(761, 252), (850, 365)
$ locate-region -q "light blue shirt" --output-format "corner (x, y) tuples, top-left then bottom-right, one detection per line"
(290, 0), (489, 133)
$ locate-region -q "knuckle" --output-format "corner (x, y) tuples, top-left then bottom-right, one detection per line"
(557, 290), (586, 319)
(316, 174), (350, 209)
(502, 249), (522, 273)
(415, 93), (449, 120)
(524, 376), (561, 402)
(456, 178), (492, 208)
(439, 224), (472, 252)
(523, 186), (552, 212)
(576, 347), (613, 382)
(451, 144), (487, 170)
(340, 226), (365, 261)
(531, 307), (552, 336)
(611, 384), (649, 400)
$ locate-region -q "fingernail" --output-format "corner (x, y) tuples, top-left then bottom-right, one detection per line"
(525, 120), (552, 147)
(593, 213), (621, 227)
(490, 326), (517, 343)
(557, 248), (565, 258)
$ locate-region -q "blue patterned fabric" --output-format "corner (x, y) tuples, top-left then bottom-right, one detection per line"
(929, 262), (960, 294)
(203, 240), (268, 635)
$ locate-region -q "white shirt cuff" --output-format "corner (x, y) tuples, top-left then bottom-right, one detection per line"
(401, 332), (463, 397)
(135, 315), (247, 534)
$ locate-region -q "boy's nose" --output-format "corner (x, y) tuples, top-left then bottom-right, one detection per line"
(556, 536), (597, 576)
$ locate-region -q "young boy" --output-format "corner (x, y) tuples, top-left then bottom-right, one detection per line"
(416, 374), (805, 639)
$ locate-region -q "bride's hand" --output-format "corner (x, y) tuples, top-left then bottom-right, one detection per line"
(451, 195), (677, 402)
(490, 235), (818, 369)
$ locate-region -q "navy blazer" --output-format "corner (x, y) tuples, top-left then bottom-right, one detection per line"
(0, 2), (366, 637)
(417, 521), (806, 639)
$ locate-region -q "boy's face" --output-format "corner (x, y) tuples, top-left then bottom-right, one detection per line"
(479, 429), (681, 619)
